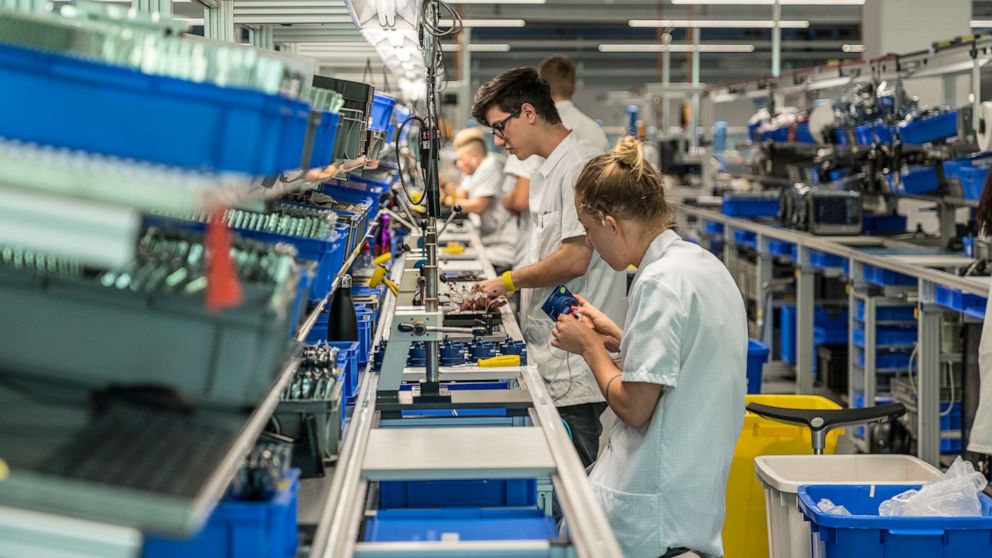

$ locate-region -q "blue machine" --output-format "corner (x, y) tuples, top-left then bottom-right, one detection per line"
(542, 285), (579, 321)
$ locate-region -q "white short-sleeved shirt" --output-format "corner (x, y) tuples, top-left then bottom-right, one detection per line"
(587, 229), (747, 558)
(503, 154), (542, 269)
(556, 100), (610, 152)
(521, 133), (626, 407)
(967, 281), (992, 454)
(464, 154), (516, 267)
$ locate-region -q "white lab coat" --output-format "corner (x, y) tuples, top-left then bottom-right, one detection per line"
(556, 100), (610, 152)
(502, 154), (542, 269)
(967, 282), (992, 454)
(463, 154), (516, 267)
(520, 133), (626, 407)
(587, 230), (747, 557)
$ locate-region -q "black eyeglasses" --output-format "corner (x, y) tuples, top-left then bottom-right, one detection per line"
(490, 108), (521, 139)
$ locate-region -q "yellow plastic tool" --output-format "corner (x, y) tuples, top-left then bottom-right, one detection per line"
(443, 242), (465, 255)
(477, 354), (521, 367)
(373, 252), (393, 265)
(366, 265), (399, 295)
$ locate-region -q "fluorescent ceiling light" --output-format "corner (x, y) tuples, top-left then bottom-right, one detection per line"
(672, 0), (864, 4)
(439, 18), (526, 27)
(971, 20), (992, 27)
(441, 43), (512, 52)
(598, 44), (755, 53)
(446, 0), (544, 3)
(842, 44), (865, 53)
(630, 19), (809, 29)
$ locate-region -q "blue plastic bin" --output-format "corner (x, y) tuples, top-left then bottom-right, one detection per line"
(310, 111), (340, 168)
(0, 41), (310, 175)
(768, 239), (796, 258)
(369, 94), (397, 132)
(853, 326), (916, 348)
(856, 348), (913, 370)
(722, 197), (780, 218)
(855, 124), (874, 146)
(935, 285), (987, 314)
(873, 123), (893, 144)
(703, 221), (725, 235)
(327, 341), (360, 400)
(363, 508), (558, 543)
(864, 264), (916, 287)
(855, 301), (915, 322)
(355, 305), (373, 365)
(810, 250), (847, 270)
(143, 469), (300, 558)
(288, 266), (315, 338)
(898, 111), (958, 145)
(798, 483), (992, 558)
(734, 229), (758, 249)
(862, 214), (907, 235)
(747, 339), (769, 394)
(378, 479), (538, 509)
(834, 129), (852, 145)
(887, 166), (939, 194)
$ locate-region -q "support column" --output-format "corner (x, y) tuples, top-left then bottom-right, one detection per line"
(795, 246), (815, 394)
(205, 0), (235, 43)
(250, 25), (274, 50)
(771, 0), (781, 78)
(690, 29), (700, 148)
(661, 34), (671, 137)
(917, 280), (942, 466)
(460, 27), (472, 130)
(132, 0), (172, 18)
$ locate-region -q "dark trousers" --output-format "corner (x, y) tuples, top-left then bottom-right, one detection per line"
(557, 401), (608, 469)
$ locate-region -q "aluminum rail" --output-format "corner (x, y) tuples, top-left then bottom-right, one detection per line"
(678, 203), (989, 296)
(310, 224), (622, 558)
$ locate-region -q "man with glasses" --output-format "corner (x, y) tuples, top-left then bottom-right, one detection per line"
(470, 67), (626, 468)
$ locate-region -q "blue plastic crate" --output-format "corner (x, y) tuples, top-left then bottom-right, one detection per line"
(143, 469), (299, 558)
(722, 197), (780, 218)
(780, 305), (797, 365)
(887, 166), (939, 194)
(810, 250), (846, 270)
(310, 111), (341, 168)
(855, 124), (874, 146)
(935, 285), (987, 314)
(343, 178), (387, 217)
(320, 183), (378, 227)
(318, 341), (360, 399)
(369, 94), (397, 132)
(768, 239), (795, 258)
(856, 348), (913, 370)
(898, 110), (958, 145)
(288, 266), (315, 337)
(862, 214), (907, 235)
(746, 339), (769, 394)
(0, 42), (315, 175)
(378, 479), (538, 509)
(834, 128), (852, 145)
(798, 483), (992, 558)
(733, 229), (758, 249)
(865, 264), (916, 287)
(959, 165), (990, 200)
(855, 301), (916, 322)
(853, 326), (916, 348)
(760, 128), (790, 143)
(703, 220), (725, 235)
(873, 123), (893, 144)
(355, 305), (373, 365)
(796, 122), (816, 144)
(363, 508), (557, 543)
(814, 326), (848, 346)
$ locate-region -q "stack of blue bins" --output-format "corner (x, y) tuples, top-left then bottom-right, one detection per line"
(780, 305), (848, 376)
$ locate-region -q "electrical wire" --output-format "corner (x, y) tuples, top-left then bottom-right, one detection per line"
(547, 335), (575, 404)
(396, 115), (426, 207)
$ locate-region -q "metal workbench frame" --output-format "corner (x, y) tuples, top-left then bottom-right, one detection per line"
(308, 224), (623, 558)
(679, 203), (988, 465)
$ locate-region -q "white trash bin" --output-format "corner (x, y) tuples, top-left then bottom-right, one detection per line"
(754, 454), (942, 558)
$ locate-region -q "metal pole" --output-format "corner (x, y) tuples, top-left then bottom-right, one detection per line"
(460, 27), (472, 130)
(772, 0), (782, 77)
(918, 280), (941, 466)
(662, 35), (671, 137)
(691, 30), (700, 149)
(795, 246), (815, 394)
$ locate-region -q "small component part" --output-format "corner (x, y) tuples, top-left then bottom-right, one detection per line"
(477, 354), (521, 368)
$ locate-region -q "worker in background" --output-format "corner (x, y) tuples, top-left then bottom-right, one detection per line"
(538, 55), (610, 152)
(470, 67), (626, 468)
(444, 131), (517, 274)
(967, 181), (992, 471)
(551, 137), (746, 558)
(502, 153), (540, 269)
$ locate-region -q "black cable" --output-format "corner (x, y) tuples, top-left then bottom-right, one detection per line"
(396, 115), (427, 207)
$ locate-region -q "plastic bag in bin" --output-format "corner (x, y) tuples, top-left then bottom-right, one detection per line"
(879, 457), (988, 517)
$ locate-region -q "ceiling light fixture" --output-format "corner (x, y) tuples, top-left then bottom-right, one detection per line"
(598, 44), (755, 53)
(671, 0), (864, 4)
(441, 43), (512, 52)
(630, 19), (809, 28)
(842, 44), (865, 53)
(439, 18), (526, 27)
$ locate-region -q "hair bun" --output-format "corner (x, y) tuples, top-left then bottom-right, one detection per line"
(611, 136), (646, 179)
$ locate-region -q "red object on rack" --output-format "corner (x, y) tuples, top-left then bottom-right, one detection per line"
(206, 209), (243, 312)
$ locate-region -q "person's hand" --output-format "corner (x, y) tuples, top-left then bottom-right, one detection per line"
(572, 295), (608, 334)
(472, 277), (507, 299)
(552, 313), (599, 356)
